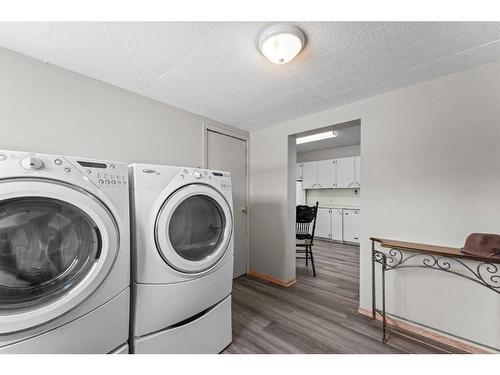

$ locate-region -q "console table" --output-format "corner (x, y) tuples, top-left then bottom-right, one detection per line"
(370, 237), (500, 343)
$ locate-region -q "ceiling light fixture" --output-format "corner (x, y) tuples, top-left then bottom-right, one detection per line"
(258, 24), (306, 64)
(296, 131), (338, 145)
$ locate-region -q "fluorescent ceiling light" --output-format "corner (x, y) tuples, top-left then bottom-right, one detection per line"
(258, 24), (306, 64)
(296, 131), (338, 144)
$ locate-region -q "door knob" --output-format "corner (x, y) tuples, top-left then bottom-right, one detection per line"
(241, 206), (248, 213)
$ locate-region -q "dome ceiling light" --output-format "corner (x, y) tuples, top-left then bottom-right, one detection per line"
(258, 24), (306, 64)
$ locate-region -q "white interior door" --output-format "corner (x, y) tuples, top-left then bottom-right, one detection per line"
(206, 129), (248, 278)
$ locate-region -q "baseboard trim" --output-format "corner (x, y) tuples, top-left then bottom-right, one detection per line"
(247, 270), (296, 287)
(358, 307), (495, 354)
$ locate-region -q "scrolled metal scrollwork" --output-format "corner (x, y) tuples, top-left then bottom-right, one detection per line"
(373, 247), (500, 294)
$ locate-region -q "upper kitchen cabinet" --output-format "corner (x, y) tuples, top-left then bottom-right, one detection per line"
(296, 163), (303, 181)
(317, 160), (336, 188)
(336, 156), (360, 188)
(301, 161), (317, 188)
(302, 160), (336, 189)
(354, 156), (361, 185)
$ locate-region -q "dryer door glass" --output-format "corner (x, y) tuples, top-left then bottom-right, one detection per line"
(168, 195), (225, 261)
(0, 197), (101, 309)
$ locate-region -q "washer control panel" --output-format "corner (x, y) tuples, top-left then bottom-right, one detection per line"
(75, 160), (127, 189)
(0, 151), (127, 190)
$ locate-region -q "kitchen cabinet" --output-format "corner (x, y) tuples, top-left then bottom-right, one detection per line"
(354, 156), (361, 185)
(296, 163), (303, 181)
(330, 208), (343, 241)
(316, 160), (336, 188)
(313, 207), (360, 243)
(301, 160), (336, 189)
(315, 208), (331, 239)
(301, 161), (316, 189)
(343, 209), (360, 244)
(336, 157), (360, 188)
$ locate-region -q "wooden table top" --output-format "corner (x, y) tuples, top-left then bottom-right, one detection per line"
(370, 237), (500, 264)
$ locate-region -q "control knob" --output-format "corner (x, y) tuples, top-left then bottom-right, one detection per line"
(20, 157), (44, 170)
(193, 170), (201, 179)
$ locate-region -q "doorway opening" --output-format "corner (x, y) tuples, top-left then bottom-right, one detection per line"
(291, 119), (361, 281)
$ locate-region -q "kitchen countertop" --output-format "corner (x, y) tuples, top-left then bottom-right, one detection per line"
(317, 205), (360, 210)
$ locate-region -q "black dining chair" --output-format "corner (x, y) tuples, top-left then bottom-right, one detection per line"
(295, 201), (319, 277)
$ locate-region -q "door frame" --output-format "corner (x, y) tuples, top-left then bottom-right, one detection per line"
(202, 122), (250, 277)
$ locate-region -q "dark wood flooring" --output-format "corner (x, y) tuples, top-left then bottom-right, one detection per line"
(224, 240), (463, 354)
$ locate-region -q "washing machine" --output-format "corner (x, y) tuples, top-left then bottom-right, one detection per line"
(129, 163), (233, 354)
(0, 149), (130, 353)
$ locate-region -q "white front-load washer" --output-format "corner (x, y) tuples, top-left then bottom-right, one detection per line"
(129, 163), (233, 353)
(0, 149), (130, 353)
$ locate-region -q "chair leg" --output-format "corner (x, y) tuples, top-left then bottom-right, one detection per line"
(309, 246), (317, 277)
(305, 249), (309, 266)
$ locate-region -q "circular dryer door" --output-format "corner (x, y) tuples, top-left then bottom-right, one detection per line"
(155, 184), (233, 273)
(0, 179), (119, 333)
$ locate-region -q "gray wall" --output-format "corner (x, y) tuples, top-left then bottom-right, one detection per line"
(297, 144), (360, 162)
(0, 47), (247, 165)
(249, 61), (500, 349)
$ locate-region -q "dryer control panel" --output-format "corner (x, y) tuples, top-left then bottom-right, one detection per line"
(179, 168), (232, 191)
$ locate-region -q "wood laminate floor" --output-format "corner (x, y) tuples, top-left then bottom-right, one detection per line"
(224, 240), (463, 354)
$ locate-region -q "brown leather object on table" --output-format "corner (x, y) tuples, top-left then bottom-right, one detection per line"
(461, 233), (500, 258)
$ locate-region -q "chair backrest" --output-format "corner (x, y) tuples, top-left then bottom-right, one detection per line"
(296, 202), (319, 243)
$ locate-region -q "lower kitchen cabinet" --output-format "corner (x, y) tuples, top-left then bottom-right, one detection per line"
(343, 209), (360, 243)
(313, 207), (360, 244)
(315, 208), (331, 239)
(330, 208), (343, 241)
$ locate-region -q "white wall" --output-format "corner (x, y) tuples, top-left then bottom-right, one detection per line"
(297, 144), (360, 162)
(0, 47), (247, 165)
(306, 189), (360, 208)
(249, 61), (500, 349)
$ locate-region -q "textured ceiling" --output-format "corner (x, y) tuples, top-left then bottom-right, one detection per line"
(0, 22), (499, 131)
(296, 123), (360, 153)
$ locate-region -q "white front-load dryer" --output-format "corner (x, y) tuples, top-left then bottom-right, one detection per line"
(0, 149), (130, 353)
(129, 163), (233, 353)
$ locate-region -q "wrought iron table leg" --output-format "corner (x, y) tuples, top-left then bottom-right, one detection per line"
(371, 241), (376, 320)
(382, 254), (387, 343)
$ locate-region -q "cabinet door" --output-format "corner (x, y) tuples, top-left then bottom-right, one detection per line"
(330, 208), (343, 242)
(296, 163), (303, 181)
(315, 208), (331, 239)
(316, 159), (336, 188)
(301, 161), (317, 189)
(343, 209), (360, 244)
(354, 156), (361, 186)
(336, 157), (356, 188)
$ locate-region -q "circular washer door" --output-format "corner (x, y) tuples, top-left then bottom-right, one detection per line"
(155, 184), (233, 274)
(0, 178), (119, 333)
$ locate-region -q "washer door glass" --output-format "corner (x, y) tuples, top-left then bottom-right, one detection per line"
(0, 197), (101, 310)
(155, 184), (233, 274)
(169, 195), (225, 261)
